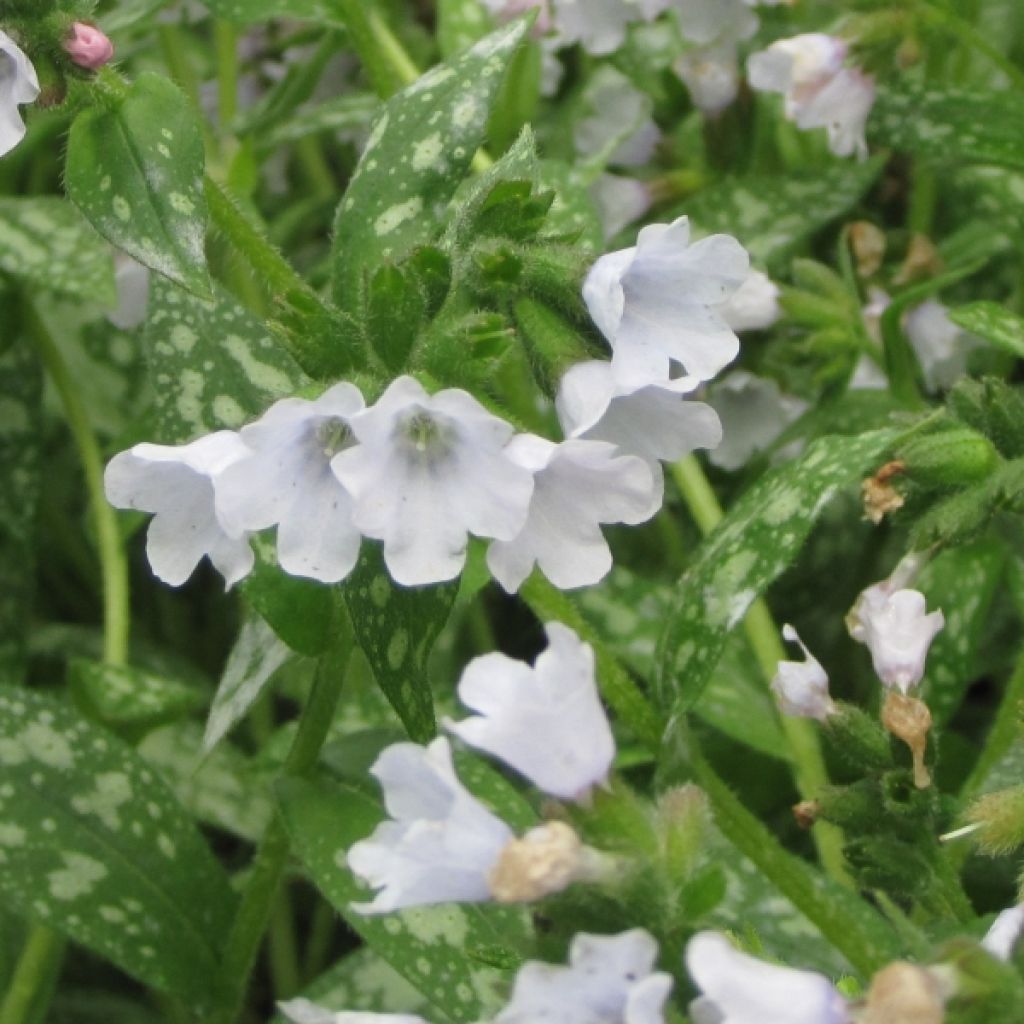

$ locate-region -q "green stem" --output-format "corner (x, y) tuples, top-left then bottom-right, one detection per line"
(520, 574), (664, 749)
(917, 3), (1024, 90)
(211, 624), (353, 1024)
(670, 456), (851, 886)
(214, 21), (240, 131)
(0, 927), (64, 1024)
(24, 298), (129, 667)
(302, 899), (336, 984)
(691, 736), (903, 977)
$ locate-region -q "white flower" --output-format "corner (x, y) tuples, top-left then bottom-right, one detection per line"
(556, 359), (723, 468)
(685, 932), (850, 1024)
(0, 30), (39, 158)
(215, 383), (364, 584)
(847, 586), (944, 693)
(707, 371), (805, 471)
(771, 625), (835, 721)
(982, 904), (1024, 962)
(675, 0), (758, 47)
(446, 622), (615, 800)
(279, 1002), (427, 1024)
(104, 432), (254, 587)
(583, 217), (749, 382)
(748, 34), (875, 159)
(590, 174), (653, 241)
(331, 376), (534, 587)
(551, 0), (666, 55)
(496, 929), (673, 1024)
(675, 42), (742, 115)
(904, 299), (980, 391)
(346, 737), (514, 914)
(575, 68), (659, 167)
(720, 270), (781, 332)
(486, 435), (660, 593)
(107, 252), (151, 330)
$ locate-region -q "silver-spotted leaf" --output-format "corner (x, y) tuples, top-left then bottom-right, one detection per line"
(0, 686), (236, 1008)
(66, 73), (211, 296)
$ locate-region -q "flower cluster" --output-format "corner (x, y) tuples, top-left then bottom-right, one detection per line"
(346, 623), (615, 912)
(106, 217), (753, 594)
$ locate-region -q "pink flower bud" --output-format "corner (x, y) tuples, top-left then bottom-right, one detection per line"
(64, 23), (114, 71)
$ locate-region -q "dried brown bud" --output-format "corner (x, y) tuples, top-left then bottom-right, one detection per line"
(793, 800), (820, 829)
(861, 962), (947, 1024)
(894, 234), (943, 286)
(850, 221), (887, 278)
(863, 461), (907, 524)
(882, 691), (933, 789)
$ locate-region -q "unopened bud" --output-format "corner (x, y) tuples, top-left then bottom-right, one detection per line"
(64, 23), (114, 70)
(899, 428), (998, 488)
(862, 962), (949, 1024)
(965, 785), (1024, 857)
(488, 821), (613, 903)
(822, 702), (894, 774)
(882, 691), (932, 789)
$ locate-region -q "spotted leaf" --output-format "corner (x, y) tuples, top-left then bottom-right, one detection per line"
(331, 19), (530, 314)
(655, 429), (902, 718)
(66, 73), (211, 297)
(0, 686), (236, 1009)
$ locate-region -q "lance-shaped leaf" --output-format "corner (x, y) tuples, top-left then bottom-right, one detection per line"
(0, 198), (115, 305)
(655, 429), (902, 717)
(951, 301), (1024, 360)
(342, 547), (458, 741)
(0, 686), (236, 1009)
(66, 73), (211, 297)
(331, 19), (530, 313)
(277, 771), (533, 1024)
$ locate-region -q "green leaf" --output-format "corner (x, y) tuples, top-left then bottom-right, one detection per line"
(950, 301), (1024, 359)
(869, 83), (1024, 170)
(0, 198), (116, 305)
(277, 775), (531, 1023)
(138, 722), (272, 843)
(917, 541), (1007, 726)
(270, 947), (432, 1022)
(144, 276), (307, 443)
(437, 0), (496, 59)
(331, 19), (530, 313)
(68, 658), (206, 732)
(199, 0), (343, 22)
(0, 686), (236, 1008)
(342, 547), (458, 741)
(66, 73), (211, 297)
(0, 337), (42, 682)
(674, 158), (886, 270)
(204, 613), (292, 752)
(260, 94), (380, 149)
(655, 429), (902, 716)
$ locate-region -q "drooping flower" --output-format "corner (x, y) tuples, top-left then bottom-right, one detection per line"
(63, 23), (115, 70)
(675, 42), (744, 115)
(556, 358), (723, 468)
(107, 252), (151, 330)
(904, 299), (980, 391)
(346, 737), (515, 913)
(575, 67), (659, 168)
(446, 622), (615, 799)
(486, 436), (660, 593)
(104, 432), (254, 587)
(720, 270), (782, 333)
(675, 0), (758, 47)
(279, 1003), (427, 1024)
(582, 217), (749, 382)
(771, 625), (835, 722)
(685, 931), (851, 1024)
(847, 585), (944, 693)
(331, 376), (534, 587)
(0, 30), (40, 158)
(589, 174), (653, 241)
(748, 33), (875, 159)
(496, 929), (674, 1024)
(982, 904), (1024, 962)
(215, 383), (364, 584)
(707, 371), (805, 471)
(550, 0), (667, 56)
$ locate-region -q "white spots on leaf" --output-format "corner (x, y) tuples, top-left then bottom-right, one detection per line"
(212, 395), (246, 427)
(222, 334), (295, 394)
(71, 771), (132, 831)
(48, 851), (108, 901)
(22, 721), (75, 769)
(176, 369), (206, 432)
(170, 324), (197, 354)
(386, 629), (409, 671)
(0, 824), (26, 846)
(374, 198), (424, 237)
(411, 132), (444, 172)
(112, 197), (131, 222)
(451, 96), (479, 130)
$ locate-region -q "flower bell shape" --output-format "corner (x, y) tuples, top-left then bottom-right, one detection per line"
(215, 383), (365, 584)
(107, 252), (151, 330)
(685, 932), (850, 1024)
(486, 436), (660, 593)
(551, 0), (662, 56)
(347, 737), (515, 913)
(279, 1003), (428, 1024)
(982, 904), (1024, 962)
(446, 622), (615, 800)
(556, 359), (723, 469)
(496, 929), (673, 1024)
(720, 270), (782, 333)
(63, 23), (115, 70)
(771, 625), (836, 722)
(583, 217), (749, 383)
(105, 432), (254, 587)
(847, 586), (944, 693)
(675, 42), (743, 115)
(748, 33), (875, 159)
(331, 376), (534, 587)
(0, 30), (40, 158)
(904, 299), (979, 391)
